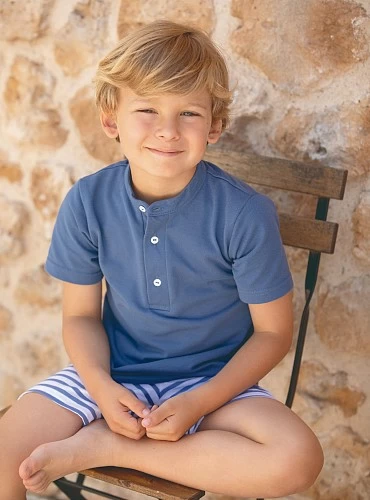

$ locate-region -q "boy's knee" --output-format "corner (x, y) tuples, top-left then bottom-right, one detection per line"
(296, 442), (324, 492)
(273, 434), (324, 496)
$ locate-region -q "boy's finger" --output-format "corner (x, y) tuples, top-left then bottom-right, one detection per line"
(119, 413), (146, 438)
(142, 404), (171, 428)
(122, 425), (146, 440)
(145, 421), (183, 441)
(139, 405), (158, 428)
(145, 419), (169, 435)
(119, 392), (150, 418)
(146, 432), (170, 441)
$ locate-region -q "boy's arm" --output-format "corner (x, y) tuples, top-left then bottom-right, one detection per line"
(62, 281), (110, 386)
(62, 281), (150, 438)
(143, 291), (293, 440)
(196, 290), (294, 412)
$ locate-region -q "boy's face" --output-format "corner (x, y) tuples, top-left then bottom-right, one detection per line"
(101, 86), (222, 196)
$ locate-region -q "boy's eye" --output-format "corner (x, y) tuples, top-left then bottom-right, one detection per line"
(136, 109), (200, 116)
(181, 111), (200, 117)
(137, 109), (156, 113)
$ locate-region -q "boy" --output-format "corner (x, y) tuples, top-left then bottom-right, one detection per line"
(0, 20), (323, 499)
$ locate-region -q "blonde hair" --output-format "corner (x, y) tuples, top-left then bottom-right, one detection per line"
(95, 20), (232, 130)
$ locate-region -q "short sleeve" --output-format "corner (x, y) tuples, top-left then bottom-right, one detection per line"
(45, 182), (103, 284)
(230, 193), (293, 304)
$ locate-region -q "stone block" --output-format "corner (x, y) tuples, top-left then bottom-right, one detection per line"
(0, 194), (28, 262)
(69, 86), (122, 163)
(0, 151), (23, 183)
(0, 0), (54, 41)
(315, 276), (370, 354)
(4, 56), (68, 149)
(272, 103), (370, 176)
(19, 332), (63, 378)
(353, 191), (370, 265)
(15, 265), (61, 308)
(117, 0), (215, 38)
(54, 0), (111, 76)
(311, 426), (370, 499)
(299, 360), (365, 417)
(230, 0), (369, 94)
(0, 305), (13, 334)
(31, 165), (72, 220)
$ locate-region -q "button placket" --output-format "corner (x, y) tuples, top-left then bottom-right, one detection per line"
(143, 215), (170, 310)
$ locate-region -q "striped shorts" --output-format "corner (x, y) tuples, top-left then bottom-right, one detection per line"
(20, 365), (273, 435)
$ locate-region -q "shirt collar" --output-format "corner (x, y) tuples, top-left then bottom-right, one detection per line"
(123, 160), (207, 216)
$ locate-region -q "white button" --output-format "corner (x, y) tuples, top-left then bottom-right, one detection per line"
(153, 279), (162, 287)
(139, 205), (146, 213)
(151, 236), (159, 244)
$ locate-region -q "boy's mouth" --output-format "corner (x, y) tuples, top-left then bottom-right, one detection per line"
(146, 147), (184, 157)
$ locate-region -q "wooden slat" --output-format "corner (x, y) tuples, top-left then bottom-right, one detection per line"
(279, 214), (338, 253)
(81, 467), (205, 500)
(204, 149), (347, 200)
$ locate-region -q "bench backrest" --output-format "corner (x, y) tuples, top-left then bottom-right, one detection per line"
(204, 148), (347, 254)
(205, 148), (348, 412)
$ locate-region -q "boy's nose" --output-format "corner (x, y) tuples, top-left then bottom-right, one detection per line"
(155, 118), (180, 141)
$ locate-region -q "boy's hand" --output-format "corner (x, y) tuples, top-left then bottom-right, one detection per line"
(95, 381), (150, 440)
(142, 391), (203, 441)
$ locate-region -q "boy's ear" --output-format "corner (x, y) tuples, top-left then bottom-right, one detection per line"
(100, 112), (119, 139)
(207, 119), (223, 144)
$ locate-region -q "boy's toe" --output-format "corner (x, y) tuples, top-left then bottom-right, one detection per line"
(19, 457), (36, 480)
(23, 471), (49, 493)
(19, 447), (48, 480)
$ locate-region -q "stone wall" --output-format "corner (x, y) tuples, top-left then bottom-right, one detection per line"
(0, 1), (369, 499)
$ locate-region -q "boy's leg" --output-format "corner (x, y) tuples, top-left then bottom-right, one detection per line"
(0, 393), (82, 500)
(19, 397), (323, 498)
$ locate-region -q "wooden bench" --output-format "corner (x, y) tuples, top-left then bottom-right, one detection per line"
(0, 148), (347, 500)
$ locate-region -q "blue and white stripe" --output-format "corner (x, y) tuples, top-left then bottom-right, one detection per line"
(20, 365), (273, 434)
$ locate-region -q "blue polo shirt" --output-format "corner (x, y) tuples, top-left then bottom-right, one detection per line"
(45, 160), (293, 383)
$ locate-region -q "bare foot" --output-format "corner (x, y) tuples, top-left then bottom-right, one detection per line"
(19, 419), (119, 493)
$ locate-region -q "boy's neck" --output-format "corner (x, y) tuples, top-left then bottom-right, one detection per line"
(130, 168), (197, 205)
